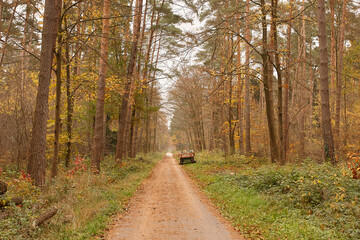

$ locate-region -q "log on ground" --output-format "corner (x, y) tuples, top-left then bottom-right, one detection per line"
(32, 208), (58, 228)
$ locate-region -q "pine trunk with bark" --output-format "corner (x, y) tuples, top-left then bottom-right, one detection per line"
(116, 0), (143, 160)
(245, 0), (251, 154)
(317, 0), (335, 163)
(271, 0), (284, 164)
(335, 0), (348, 146)
(91, 0), (110, 172)
(51, 15), (63, 178)
(261, 0), (280, 163)
(283, 1), (292, 161)
(65, 16), (73, 168)
(27, 0), (62, 186)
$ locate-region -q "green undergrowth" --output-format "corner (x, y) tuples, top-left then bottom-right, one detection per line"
(183, 151), (360, 239)
(0, 152), (162, 240)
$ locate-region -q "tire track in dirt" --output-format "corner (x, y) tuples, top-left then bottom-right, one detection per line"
(106, 153), (243, 240)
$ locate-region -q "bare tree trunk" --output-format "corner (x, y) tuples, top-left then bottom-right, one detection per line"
(91, 0), (110, 172)
(317, 0), (335, 163)
(228, 74), (235, 155)
(129, 107), (137, 158)
(261, 0), (279, 163)
(152, 113), (158, 152)
(116, 0), (143, 160)
(51, 15), (63, 178)
(27, 0), (62, 186)
(335, 0), (348, 147)
(343, 76), (348, 149)
(130, 109), (141, 158)
(271, 0), (284, 164)
(237, 42), (244, 154)
(245, 0), (251, 154)
(283, 1), (292, 161)
(308, 40), (314, 138)
(330, 0), (337, 114)
(299, 3), (306, 157)
(65, 39), (72, 167)
(236, 0), (244, 154)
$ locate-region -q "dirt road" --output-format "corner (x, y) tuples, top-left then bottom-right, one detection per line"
(106, 153), (242, 240)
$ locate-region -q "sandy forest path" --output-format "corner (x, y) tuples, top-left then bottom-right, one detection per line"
(106, 153), (243, 240)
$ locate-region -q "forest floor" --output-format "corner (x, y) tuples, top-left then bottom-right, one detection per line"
(106, 153), (243, 240)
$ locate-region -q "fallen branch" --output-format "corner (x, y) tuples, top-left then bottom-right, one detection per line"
(31, 208), (58, 228)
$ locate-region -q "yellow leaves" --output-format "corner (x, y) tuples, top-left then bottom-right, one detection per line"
(335, 192), (346, 202)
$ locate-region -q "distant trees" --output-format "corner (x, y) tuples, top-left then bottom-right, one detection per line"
(169, 0), (357, 164)
(0, 0), (359, 186)
(0, 0), (187, 184)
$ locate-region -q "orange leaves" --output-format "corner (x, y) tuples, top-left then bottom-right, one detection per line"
(346, 152), (360, 179)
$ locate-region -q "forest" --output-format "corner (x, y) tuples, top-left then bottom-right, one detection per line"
(0, 0), (360, 239)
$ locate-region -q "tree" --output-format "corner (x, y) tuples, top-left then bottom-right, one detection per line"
(317, 0), (335, 163)
(261, 0), (280, 163)
(244, 0), (251, 154)
(27, 0), (62, 186)
(91, 0), (111, 172)
(335, 0), (348, 146)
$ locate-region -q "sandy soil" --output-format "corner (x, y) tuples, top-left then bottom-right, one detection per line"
(106, 153), (243, 240)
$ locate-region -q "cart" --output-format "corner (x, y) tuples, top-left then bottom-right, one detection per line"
(178, 150), (196, 165)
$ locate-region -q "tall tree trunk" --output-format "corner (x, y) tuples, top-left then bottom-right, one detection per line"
(308, 40), (314, 138)
(237, 41), (244, 154)
(271, 0), (284, 164)
(261, 0), (280, 163)
(330, 0), (337, 113)
(65, 30), (72, 168)
(317, 0), (335, 163)
(116, 0), (143, 160)
(299, 3), (306, 157)
(236, 0), (244, 154)
(283, 1), (292, 161)
(335, 0), (348, 146)
(91, 0), (110, 172)
(51, 14), (63, 178)
(228, 74), (235, 155)
(27, 0), (62, 186)
(245, 0), (251, 154)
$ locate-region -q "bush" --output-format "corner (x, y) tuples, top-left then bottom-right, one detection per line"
(184, 152), (360, 239)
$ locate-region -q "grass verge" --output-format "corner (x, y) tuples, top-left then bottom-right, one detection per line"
(182, 151), (360, 240)
(0, 152), (162, 239)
